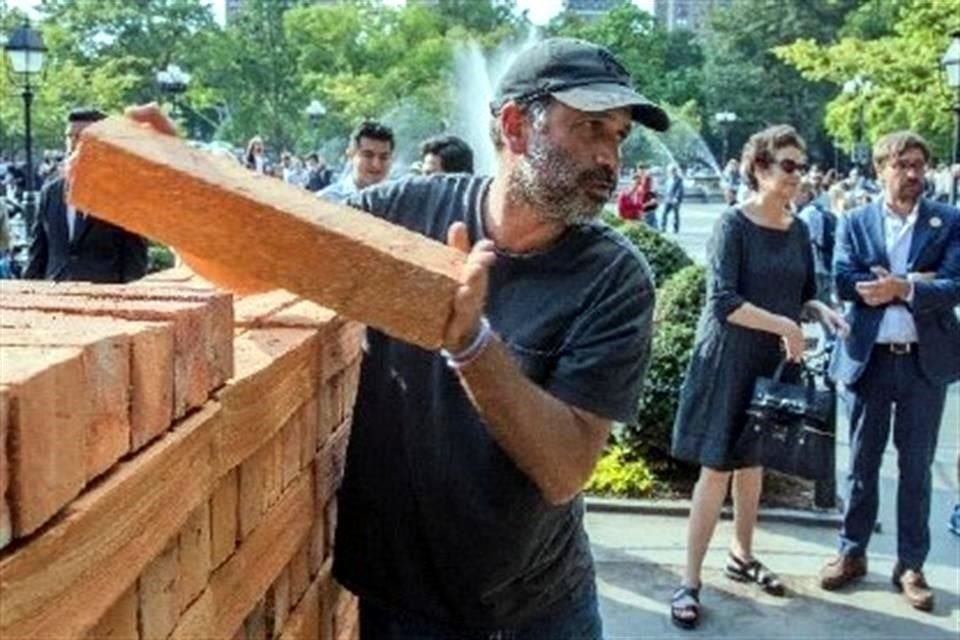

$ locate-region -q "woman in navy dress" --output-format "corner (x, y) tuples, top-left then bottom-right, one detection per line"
(669, 125), (848, 629)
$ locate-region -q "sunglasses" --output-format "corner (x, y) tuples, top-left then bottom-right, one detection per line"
(773, 158), (808, 175)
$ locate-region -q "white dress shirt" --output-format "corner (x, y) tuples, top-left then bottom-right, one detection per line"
(65, 203), (77, 243)
(875, 201), (919, 344)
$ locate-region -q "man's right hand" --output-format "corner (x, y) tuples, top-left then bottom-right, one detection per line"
(124, 104), (179, 137)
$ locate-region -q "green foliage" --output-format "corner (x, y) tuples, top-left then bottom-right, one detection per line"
(629, 321), (697, 458)
(146, 242), (175, 274)
(618, 222), (693, 287)
(655, 264), (707, 327)
(585, 445), (656, 498)
(775, 0), (960, 161)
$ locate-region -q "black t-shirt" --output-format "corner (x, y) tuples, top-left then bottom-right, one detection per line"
(333, 174), (655, 629)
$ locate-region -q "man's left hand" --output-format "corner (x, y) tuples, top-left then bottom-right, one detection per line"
(443, 222), (496, 353)
(855, 266), (911, 306)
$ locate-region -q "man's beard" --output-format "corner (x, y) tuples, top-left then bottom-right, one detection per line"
(507, 129), (616, 226)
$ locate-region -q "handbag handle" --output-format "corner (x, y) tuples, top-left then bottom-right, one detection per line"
(772, 358), (820, 401)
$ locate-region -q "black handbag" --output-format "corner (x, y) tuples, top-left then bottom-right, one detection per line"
(734, 359), (836, 480)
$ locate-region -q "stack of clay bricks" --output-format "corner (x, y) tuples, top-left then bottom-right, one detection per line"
(0, 272), (364, 640)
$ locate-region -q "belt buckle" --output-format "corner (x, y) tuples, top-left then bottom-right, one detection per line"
(889, 343), (911, 355)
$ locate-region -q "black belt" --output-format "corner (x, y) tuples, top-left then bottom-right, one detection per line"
(877, 342), (915, 355)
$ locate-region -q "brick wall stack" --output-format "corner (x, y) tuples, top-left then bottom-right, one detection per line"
(0, 273), (364, 640)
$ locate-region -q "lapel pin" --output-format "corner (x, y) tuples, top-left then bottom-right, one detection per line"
(930, 216), (942, 228)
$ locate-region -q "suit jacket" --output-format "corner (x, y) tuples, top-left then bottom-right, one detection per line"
(24, 177), (148, 283)
(830, 199), (960, 385)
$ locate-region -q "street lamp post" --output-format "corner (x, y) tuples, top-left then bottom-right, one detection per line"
(843, 75), (875, 172)
(4, 21), (46, 230)
(941, 31), (960, 206)
(156, 64), (191, 130)
(714, 111), (737, 165)
(305, 99), (326, 151)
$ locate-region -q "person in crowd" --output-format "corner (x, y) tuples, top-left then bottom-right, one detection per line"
(798, 180), (839, 306)
(24, 108), (148, 283)
(304, 153), (333, 192)
(821, 131), (960, 613)
(323, 37), (663, 639)
(618, 162), (658, 226)
(318, 120), (395, 203)
(669, 125), (847, 630)
(419, 135), (475, 175)
(244, 135), (268, 173)
(660, 163), (685, 233)
(950, 458), (960, 537)
(722, 158), (740, 205)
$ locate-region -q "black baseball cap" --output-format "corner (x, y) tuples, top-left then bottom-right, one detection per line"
(492, 38), (670, 132)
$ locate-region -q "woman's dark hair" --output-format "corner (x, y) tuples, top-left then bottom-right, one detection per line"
(740, 125), (806, 191)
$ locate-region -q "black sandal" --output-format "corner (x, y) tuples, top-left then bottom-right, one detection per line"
(724, 552), (785, 596)
(670, 585), (701, 630)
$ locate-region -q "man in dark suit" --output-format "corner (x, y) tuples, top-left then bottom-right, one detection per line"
(821, 131), (960, 612)
(25, 108), (148, 283)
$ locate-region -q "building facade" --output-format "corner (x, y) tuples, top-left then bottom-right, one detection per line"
(654, 0), (733, 32)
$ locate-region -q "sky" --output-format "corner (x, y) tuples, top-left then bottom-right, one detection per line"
(9, 0), (656, 26)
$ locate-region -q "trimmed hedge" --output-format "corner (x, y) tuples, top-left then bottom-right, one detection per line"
(654, 264), (706, 327)
(147, 242), (175, 273)
(617, 222), (692, 287)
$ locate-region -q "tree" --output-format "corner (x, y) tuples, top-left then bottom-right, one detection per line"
(775, 0), (960, 162)
(700, 0), (862, 165)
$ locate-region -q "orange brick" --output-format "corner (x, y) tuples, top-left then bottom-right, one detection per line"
(265, 567), (290, 638)
(0, 310), (175, 451)
(277, 578), (319, 640)
(215, 328), (320, 476)
(282, 415), (302, 490)
(288, 545), (310, 609)
(308, 514), (327, 578)
(0, 346), (88, 536)
(177, 502), (212, 614)
(233, 289), (300, 328)
(243, 599), (267, 640)
(315, 419), (351, 507)
(0, 280), (233, 393)
(0, 389), (11, 550)
(138, 540), (178, 640)
(299, 395), (319, 470)
(86, 584), (138, 640)
(0, 293), (215, 416)
(317, 321), (365, 383)
(238, 442), (271, 540)
(210, 468), (239, 570)
(1, 328), (131, 482)
(70, 116), (463, 349)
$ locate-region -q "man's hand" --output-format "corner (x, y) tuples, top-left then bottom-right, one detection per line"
(443, 222), (496, 353)
(855, 266), (911, 306)
(124, 103), (179, 137)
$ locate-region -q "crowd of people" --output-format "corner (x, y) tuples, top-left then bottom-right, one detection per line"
(1, 35), (958, 640)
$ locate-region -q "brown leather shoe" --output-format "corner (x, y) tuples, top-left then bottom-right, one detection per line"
(819, 555), (867, 590)
(893, 566), (934, 612)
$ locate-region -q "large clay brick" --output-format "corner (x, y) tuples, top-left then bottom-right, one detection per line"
(170, 468), (315, 640)
(282, 417), (302, 490)
(0, 346), (88, 537)
(138, 540), (178, 640)
(215, 328), (320, 476)
(307, 514), (327, 579)
(176, 502), (212, 614)
(299, 395), (319, 471)
(0, 389), (11, 550)
(244, 600), (267, 640)
(233, 289), (301, 328)
(238, 440), (271, 540)
(265, 567), (290, 638)
(288, 544), (310, 610)
(0, 293), (216, 416)
(86, 584), (138, 640)
(315, 419), (352, 507)
(0, 280), (233, 390)
(70, 116), (464, 349)
(0, 310), (175, 451)
(210, 468), (239, 570)
(1, 328), (131, 482)
(276, 578), (319, 640)
(317, 321), (365, 383)
(0, 403), (219, 639)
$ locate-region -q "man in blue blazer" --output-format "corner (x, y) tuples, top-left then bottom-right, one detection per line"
(821, 131), (960, 612)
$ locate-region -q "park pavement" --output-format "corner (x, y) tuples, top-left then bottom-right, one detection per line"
(586, 202), (959, 639)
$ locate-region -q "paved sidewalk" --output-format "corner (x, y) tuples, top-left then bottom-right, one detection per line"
(586, 382), (960, 639)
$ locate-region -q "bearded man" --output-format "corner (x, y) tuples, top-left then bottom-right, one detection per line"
(334, 38), (667, 639)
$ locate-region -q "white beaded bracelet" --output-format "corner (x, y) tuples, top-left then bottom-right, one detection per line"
(441, 317), (493, 369)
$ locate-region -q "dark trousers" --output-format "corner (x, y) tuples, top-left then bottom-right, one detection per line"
(838, 348), (947, 570)
(659, 201), (681, 233)
(358, 584), (603, 640)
